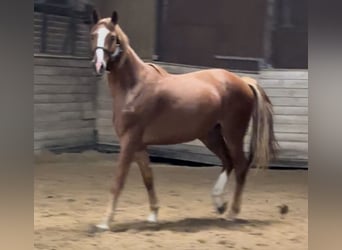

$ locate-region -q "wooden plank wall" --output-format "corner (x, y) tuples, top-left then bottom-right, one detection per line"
(34, 12), (91, 57)
(34, 55), (97, 152)
(258, 70), (308, 161)
(96, 62), (308, 166)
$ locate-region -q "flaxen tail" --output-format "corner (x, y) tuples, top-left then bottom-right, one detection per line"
(241, 77), (278, 169)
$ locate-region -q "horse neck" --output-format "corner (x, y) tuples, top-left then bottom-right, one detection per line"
(109, 46), (146, 93)
(107, 46), (148, 111)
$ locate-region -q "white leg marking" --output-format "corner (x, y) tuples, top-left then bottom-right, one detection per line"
(147, 210), (158, 223)
(96, 222), (110, 230)
(96, 195), (117, 230)
(212, 171), (228, 208)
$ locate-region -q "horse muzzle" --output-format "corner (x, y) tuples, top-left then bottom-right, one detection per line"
(93, 61), (107, 76)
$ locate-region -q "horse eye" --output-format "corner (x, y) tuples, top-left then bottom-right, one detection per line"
(110, 35), (116, 41)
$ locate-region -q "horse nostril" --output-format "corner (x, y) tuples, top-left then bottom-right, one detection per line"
(94, 61), (105, 75)
(100, 64), (105, 73)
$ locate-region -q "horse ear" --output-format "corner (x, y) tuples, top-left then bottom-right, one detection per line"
(92, 9), (99, 24)
(111, 11), (118, 25)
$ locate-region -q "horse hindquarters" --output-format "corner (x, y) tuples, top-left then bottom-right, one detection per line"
(219, 82), (255, 217)
(220, 78), (277, 218)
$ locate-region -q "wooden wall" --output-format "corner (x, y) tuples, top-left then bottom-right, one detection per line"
(156, 0), (268, 69)
(34, 10), (91, 56)
(96, 63), (308, 166)
(271, 0), (308, 68)
(94, 0), (157, 60)
(34, 55), (97, 152)
(258, 69), (308, 161)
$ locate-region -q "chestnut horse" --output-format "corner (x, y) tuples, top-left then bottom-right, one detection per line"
(90, 10), (277, 230)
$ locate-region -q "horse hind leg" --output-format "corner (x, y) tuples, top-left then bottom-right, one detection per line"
(221, 124), (250, 220)
(134, 150), (159, 223)
(199, 125), (233, 214)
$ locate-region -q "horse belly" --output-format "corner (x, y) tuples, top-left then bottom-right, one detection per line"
(141, 80), (223, 145)
(142, 108), (219, 145)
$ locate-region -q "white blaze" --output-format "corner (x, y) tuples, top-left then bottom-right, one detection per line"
(95, 27), (110, 71)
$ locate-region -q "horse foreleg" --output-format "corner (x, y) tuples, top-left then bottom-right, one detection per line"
(135, 150), (159, 223)
(96, 133), (137, 230)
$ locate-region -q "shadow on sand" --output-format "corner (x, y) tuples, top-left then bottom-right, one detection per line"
(97, 217), (277, 234)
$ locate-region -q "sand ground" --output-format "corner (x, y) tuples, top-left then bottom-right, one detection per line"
(34, 151), (307, 250)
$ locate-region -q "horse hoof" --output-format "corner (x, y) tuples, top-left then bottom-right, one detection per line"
(147, 212), (158, 223)
(216, 202), (227, 214)
(227, 210), (238, 220)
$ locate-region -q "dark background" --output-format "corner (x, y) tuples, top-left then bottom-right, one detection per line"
(34, 0), (307, 70)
